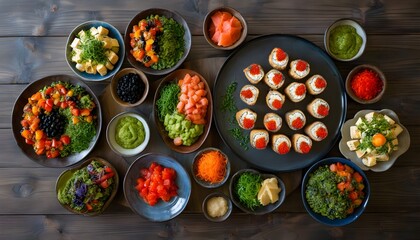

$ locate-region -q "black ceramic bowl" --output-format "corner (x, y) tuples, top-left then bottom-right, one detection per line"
(124, 8), (191, 75)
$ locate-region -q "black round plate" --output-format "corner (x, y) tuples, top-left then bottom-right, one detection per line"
(12, 75), (102, 168)
(213, 34), (346, 172)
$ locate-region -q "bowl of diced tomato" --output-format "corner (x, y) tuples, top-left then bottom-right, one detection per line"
(123, 153), (191, 222)
(301, 157), (370, 226)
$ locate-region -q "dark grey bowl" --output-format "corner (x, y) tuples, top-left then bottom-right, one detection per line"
(124, 8), (191, 75)
(11, 75), (102, 168)
(229, 169), (286, 215)
(202, 192), (232, 222)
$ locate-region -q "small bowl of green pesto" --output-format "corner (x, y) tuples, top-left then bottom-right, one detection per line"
(324, 18), (367, 61)
(124, 8), (191, 75)
(301, 157), (370, 226)
(106, 111), (150, 157)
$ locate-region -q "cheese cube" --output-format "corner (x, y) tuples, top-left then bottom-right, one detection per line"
(376, 153), (390, 162)
(346, 140), (360, 151)
(102, 37), (112, 49)
(365, 112), (377, 122)
(106, 50), (119, 65)
(355, 117), (364, 126)
(96, 64), (107, 76)
(111, 38), (119, 47)
(384, 115), (395, 125)
(350, 126), (361, 139)
(89, 27), (98, 36)
(362, 156), (377, 167)
(391, 124), (403, 137)
(75, 63), (85, 72)
(85, 61), (97, 74)
(97, 26), (109, 35)
(70, 38), (81, 49)
(105, 61), (114, 70)
(356, 149), (367, 158)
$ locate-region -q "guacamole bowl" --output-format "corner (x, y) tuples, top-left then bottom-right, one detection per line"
(301, 157), (370, 226)
(56, 157), (119, 216)
(106, 111), (150, 157)
(324, 18), (367, 61)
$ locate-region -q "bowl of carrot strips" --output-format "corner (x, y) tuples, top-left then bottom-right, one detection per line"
(192, 147), (230, 188)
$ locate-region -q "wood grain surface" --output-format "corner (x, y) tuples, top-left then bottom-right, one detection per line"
(1, 0), (420, 239)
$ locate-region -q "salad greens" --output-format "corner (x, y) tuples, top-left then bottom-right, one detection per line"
(234, 172), (262, 210)
(156, 82), (180, 122)
(152, 15), (185, 70)
(356, 114), (394, 154)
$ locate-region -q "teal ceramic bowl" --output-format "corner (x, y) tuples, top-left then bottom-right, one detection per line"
(65, 20), (125, 81)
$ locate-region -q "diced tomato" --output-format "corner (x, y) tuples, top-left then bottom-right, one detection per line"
(60, 135), (71, 145)
(100, 180), (110, 188)
(45, 87), (54, 95)
(71, 108), (80, 116)
(25, 138), (35, 145)
(46, 99), (54, 107)
(60, 101), (68, 109)
(59, 87), (67, 95)
(46, 149), (59, 158)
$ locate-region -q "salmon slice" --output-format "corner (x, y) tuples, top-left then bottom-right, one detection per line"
(209, 11), (242, 47)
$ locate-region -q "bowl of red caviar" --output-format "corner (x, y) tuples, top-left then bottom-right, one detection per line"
(345, 64), (386, 104)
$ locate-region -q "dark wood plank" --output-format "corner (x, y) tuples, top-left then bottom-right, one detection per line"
(0, 0), (419, 37)
(0, 213), (419, 240)
(0, 166), (419, 214)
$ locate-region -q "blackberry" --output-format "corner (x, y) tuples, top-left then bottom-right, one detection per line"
(39, 109), (66, 138)
(116, 73), (145, 104)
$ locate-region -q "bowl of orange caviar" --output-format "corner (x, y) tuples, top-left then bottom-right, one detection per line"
(345, 64), (386, 104)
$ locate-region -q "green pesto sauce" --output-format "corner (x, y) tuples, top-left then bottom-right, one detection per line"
(115, 116), (145, 149)
(329, 25), (363, 59)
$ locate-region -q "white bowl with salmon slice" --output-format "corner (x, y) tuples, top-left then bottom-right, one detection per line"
(203, 7), (248, 50)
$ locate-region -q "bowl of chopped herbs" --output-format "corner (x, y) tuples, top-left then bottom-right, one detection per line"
(301, 157), (370, 226)
(229, 169), (285, 215)
(65, 20), (125, 81)
(124, 8), (192, 75)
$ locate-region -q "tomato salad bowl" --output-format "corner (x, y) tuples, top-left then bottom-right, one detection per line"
(12, 75), (102, 168)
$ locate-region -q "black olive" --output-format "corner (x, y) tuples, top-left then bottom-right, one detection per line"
(116, 73), (145, 104)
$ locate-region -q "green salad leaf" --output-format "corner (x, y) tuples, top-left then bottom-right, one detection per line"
(235, 172), (262, 210)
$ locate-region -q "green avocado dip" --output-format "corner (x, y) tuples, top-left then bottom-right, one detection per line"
(329, 25), (363, 59)
(115, 116), (145, 149)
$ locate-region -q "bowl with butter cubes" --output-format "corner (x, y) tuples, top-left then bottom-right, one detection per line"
(66, 20), (125, 81)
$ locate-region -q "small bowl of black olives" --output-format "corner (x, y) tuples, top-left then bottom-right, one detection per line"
(111, 68), (149, 107)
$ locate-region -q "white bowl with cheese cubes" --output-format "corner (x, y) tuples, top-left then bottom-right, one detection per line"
(65, 20), (125, 81)
(339, 109), (410, 172)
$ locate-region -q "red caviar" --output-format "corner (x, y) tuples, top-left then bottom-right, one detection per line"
(315, 77), (326, 88)
(265, 120), (277, 131)
(272, 99), (283, 109)
(300, 141), (311, 153)
(295, 85), (306, 96)
(316, 127), (328, 139)
(243, 118), (254, 129)
(291, 118), (304, 129)
(249, 64), (260, 75)
(273, 73), (283, 85)
(296, 60), (307, 71)
(277, 142), (290, 154)
(240, 89), (253, 98)
(276, 48), (287, 61)
(350, 69), (383, 100)
(255, 137), (267, 149)
(317, 104), (329, 117)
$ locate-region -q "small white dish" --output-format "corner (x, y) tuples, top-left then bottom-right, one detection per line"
(106, 112), (150, 157)
(324, 18), (367, 61)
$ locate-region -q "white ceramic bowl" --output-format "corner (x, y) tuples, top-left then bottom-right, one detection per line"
(106, 112), (150, 157)
(324, 18), (367, 61)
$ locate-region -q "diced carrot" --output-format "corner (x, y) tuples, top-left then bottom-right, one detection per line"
(191, 75), (200, 84)
(198, 82), (205, 89)
(183, 74), (192, 84)
(336, 162), (345, 171)
(353, 172), (363, 183)
(337, 182), (346, 192)
(199, 97), (208, 106)
(192, 94), (200, 103)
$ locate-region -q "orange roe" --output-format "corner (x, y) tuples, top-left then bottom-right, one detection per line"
(241, 89), (253, 98)
(292, 118), (304, 129)
(243, 118), (254, 129)
(255, 137), (267, 149)
(316, 127), (328, 139)
(315, 77), (326, 88)
(276, 48), (287, 61)
(350, 69), (383, 100)
(277, 142), (290, 154)
(296, 60), (307, 71)
(317, 104), (329, 117)
(272, 99), (283, 109)
(265, 120), (277, 131)
(300, 141), (311, 153)
(295, 85), (306, 96)
(250, 64), (260, 75)
(273, 73), (283, 85)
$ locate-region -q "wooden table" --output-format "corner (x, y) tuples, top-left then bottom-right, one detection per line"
(1, 1), (419, 239)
